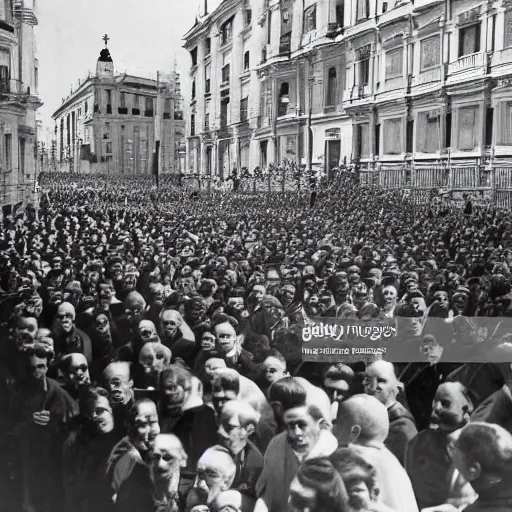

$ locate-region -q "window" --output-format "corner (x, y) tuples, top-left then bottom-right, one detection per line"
(375, 123), (380, 156)
(35, 64), (38, 92)
(303, 4), (317, 33)
(278, 82), (290, 117)
(260, 140), (268, 167)
(244, 51), (250, 71)
(132, 94), (140, 115)
(106, 142), (112, 154)
(222, 64), (230, 84)
(120, 92), (126, 107)
(384, 118), (402, 154)
(205, 38), (211, 55)
(145, 97), (154, 116)
(356, 123), (370, 158)
(60, 119), (64, 161)
(205, 64), (211, 93)
(385, 48), (403, 79)
(335, 0), (344, 27)
(281, 0), (292, 35)
(326, 67), (337, 106)
(5, 0), (13, 24)
(245, 9), (252, 25)
(103, 123), (110, 140)
(85, 101), (88, 114)
(0, 64), (8, 93)
(505, 10), (512, 48)
(458, 23), (481, 57)
(192, 80), (196, 99)
(204, 113), (210, 130)
(420, 36), (440, 71)
(191, 114), (195, 136)
(4, 133), (11, 170)
(458, 106), (477, 150)
(190, 47), (198, 66)
(220, 97), (230, 128)
(164, 99), (171, 119)
(499, 102), (512, 145)
(106, 90), (112, 114)
(418, 111), (440, 153)
(356, 0), (370, 21)
(360, 57), (370, 86)
(220, 18), (233, 46)
(72, 111), (76, 142)
(66, 115), (70, 146)
(19, 138), (25, 174)
(240, 97), (249, 121)
(485, 107), (493, 146)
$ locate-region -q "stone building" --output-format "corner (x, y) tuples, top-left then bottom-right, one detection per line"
(52, 37), (185, 176)
(183, 0), (351, 179)
(0, 0), (42, 212)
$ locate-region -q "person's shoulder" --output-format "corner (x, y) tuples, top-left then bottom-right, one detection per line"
(388, 402), (416, 424)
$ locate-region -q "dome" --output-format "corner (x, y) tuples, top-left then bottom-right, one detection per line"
(98, 48), (113, 63)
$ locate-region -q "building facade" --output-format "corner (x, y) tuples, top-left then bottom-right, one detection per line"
(52, 42), (185, 176)
(0, 0), (42, 212)
(183, 0), (351, 179)
(343, 0), (512, 201)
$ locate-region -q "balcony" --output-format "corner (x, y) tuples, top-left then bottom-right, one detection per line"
(491, 47), (512, 77)
(412, 66), (442, 86)
(326, 22), (344, 38)
(377, 2), (412, 27)
(279, 34), (291, 55)
(447, 52), (486, 83)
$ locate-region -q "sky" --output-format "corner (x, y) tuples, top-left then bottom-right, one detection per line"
(36, 0), (216, 137)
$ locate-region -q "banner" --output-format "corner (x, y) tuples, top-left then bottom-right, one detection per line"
(300, 316), (512, 363)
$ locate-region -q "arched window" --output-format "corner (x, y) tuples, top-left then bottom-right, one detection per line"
(326, 67), (337, 106)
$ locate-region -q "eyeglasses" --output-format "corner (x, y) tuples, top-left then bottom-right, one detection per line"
(70, 364), (88, 373)
(57, 313), (73, 320)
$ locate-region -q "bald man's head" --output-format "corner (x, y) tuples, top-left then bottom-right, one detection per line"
(334, 394), (389, 445)
(363, 360), (403, 407)
(454, 422), (512, 491)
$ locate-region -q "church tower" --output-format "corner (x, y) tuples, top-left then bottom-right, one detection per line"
(96, 34), (114, 79)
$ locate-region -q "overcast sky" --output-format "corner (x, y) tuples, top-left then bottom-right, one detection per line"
(36, 0), (215, 136)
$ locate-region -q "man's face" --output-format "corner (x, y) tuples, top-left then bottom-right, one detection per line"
(431, 384), (470, 432)
(162, 375), (188, 413)
(140, 345), (167, 376)
(88, 396), (114, 434)
(48, 288), (62, 306)
(422, 340), (443, 365)
(434, 291), (450, 308)
(262, 357), (287, 385)
(151, 437), (184, 481)
(363, 364), (398, 407)
(15, 317), (38, 350)
(95, 314), (111, 338)
(130, 402), (160, 453)
(126, 300), (145, 326)
(453, 294), (469, 312)
(110, 262), (124, 281)
(227, 297), (244, 312)
(344, 478), (377, 511)
(56, 305), (74, 333)
(201, 332), (217, 352)
(383, 286), (397, 306)
(106, 373), (133, 405)
(161, 311), (180, 339)
(324, 377), (351, 403)
(151, 289), (164, 307)
(214, 323), (237, 354)
(252, 285), (265, 300)
(138, 320), (157, 341)
(218, 410), (249, 455)
(98, 285), (114, 310)
(212, 386), (238, 417)
(280, 286), (296, 307)
(283, 406), (321, 455)
(194, 455), (231, 505)
(26, 296), (43, 318)
(30, 355), (48, 381)
(65, 354), (91, 388)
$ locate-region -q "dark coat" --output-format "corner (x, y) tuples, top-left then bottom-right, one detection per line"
(385, 401), (418, 466)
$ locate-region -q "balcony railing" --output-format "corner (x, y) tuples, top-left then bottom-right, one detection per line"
(279, 34), (291, 55)
(448, 52), (484, 75)
(382, 76), (405, 91)
(492, 47), (512, 68)
(412, 66), (442, 86)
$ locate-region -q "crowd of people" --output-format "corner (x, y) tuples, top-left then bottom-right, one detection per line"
(1, 170), (512, 512)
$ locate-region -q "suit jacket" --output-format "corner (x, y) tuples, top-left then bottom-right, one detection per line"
(233, 439), (264, 498)
(386, 401), (418, 466)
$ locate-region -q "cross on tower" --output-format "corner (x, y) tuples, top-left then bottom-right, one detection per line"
(103, 34), (110, 47)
